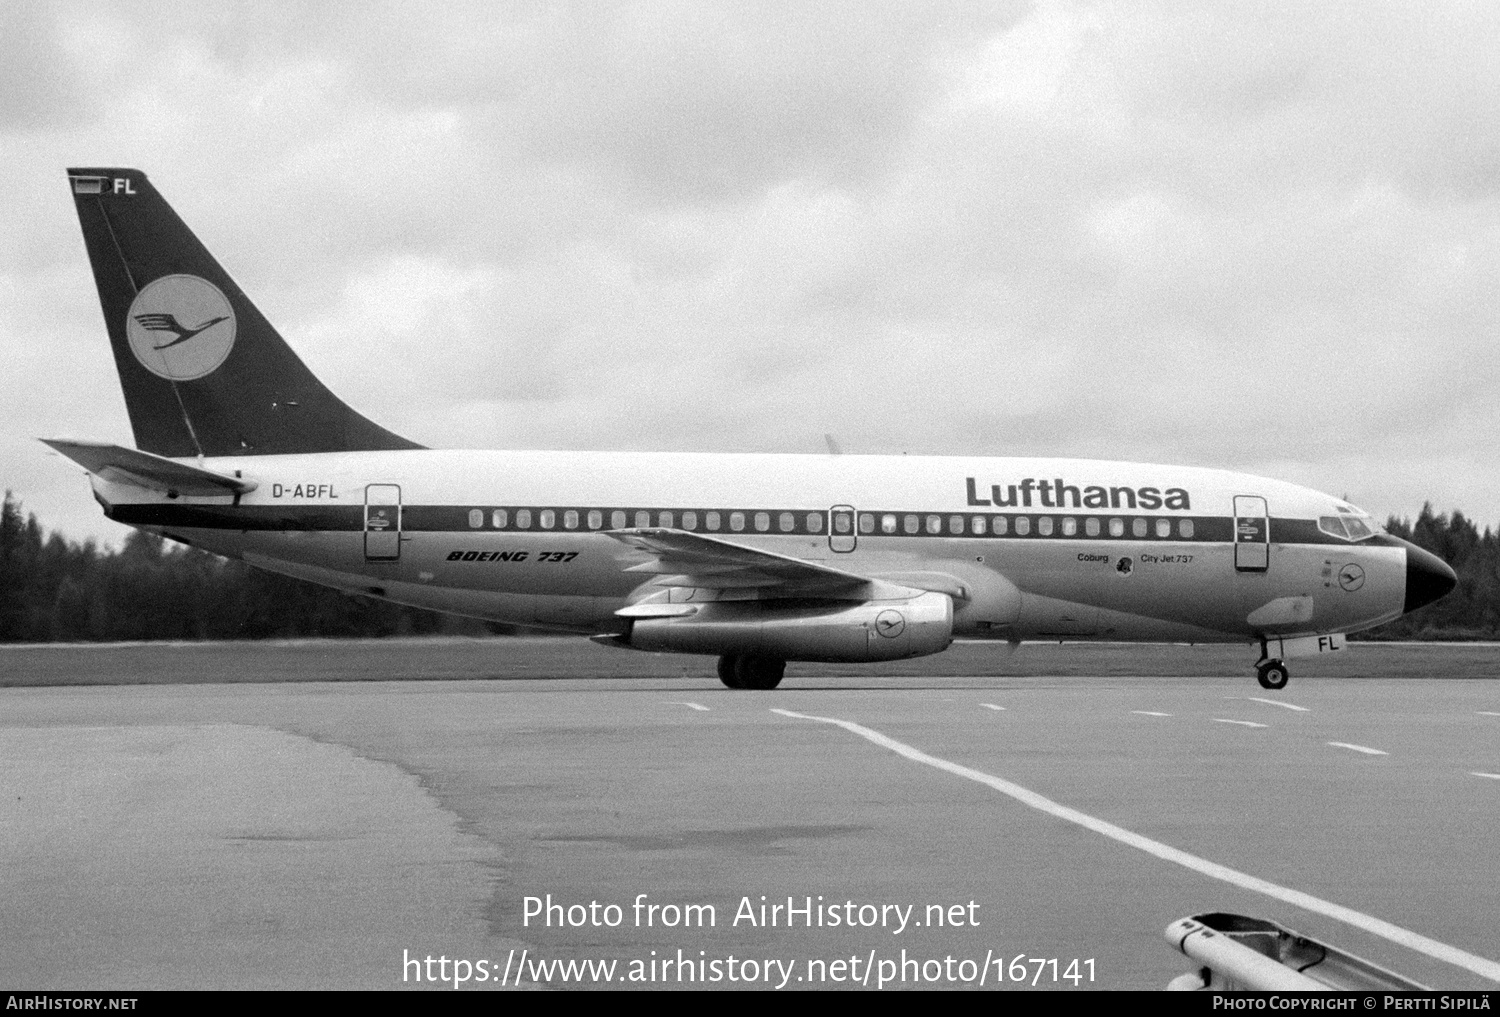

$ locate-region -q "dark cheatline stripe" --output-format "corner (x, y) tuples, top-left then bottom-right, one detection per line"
(109, 503), (364, 531)
(105, 501), (1388, 549)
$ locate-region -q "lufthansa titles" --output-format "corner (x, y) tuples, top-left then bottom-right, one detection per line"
(966, 477), (1190, 511)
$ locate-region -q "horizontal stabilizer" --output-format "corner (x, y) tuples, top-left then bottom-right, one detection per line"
(41, 439), (257, 496)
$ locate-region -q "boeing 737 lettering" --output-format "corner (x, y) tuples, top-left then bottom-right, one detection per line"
(46, 168), (1457, 690)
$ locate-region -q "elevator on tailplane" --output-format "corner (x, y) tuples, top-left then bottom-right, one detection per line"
(45, 168), (1457, 691)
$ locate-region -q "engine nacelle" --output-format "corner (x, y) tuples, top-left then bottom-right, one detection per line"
(625, 591), (953, 662)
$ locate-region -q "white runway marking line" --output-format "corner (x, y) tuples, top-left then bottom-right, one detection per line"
(1470, 773), (1500, 780)
(1213, 718), (1269, 728)
(666, 701), (710, 712)
(1132, 711), (1172, 717)
(1479, 712), (1500, 717)
(770, 707), (1500, 985)
(1240, 696), (1310, 712)
(980, 703), (1007, 711)
(1327, 742), (1388, 756)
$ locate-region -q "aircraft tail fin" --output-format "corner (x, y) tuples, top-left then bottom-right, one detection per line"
(65, 168), (423, 458)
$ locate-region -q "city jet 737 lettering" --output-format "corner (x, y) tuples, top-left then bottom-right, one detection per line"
(46, 168), (1456, 690)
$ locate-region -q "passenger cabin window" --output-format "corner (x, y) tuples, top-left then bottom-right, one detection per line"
(1061, 517), (1077, 536)
(992, 515), (1008, 535)
(949, 515), (964, 534)
(659, 511), (673, 528)
(492, 509), (508, 529)
(1108, 518), (1124, 537)
(540, 509), (556, 529)
(634, 510), (650, 528)
(882, 514), (898, 534)
(810, 513), (827, 533)
(1015, 517), (1031, 536)
(754, 512), (770, 532)
(1085, 517), (1100, 537)
(903, 514), (919, 535)
(1131, 518), (1147, 538)
(925, 514), (942, 534)
(612, 510), (626, 529)
(468, 509), (483, 529)
(854, 513), (871, 534)
(971, 515), (987, 535)
(1155, 518), (1170, 538)
(1179, 519), (1194, 539)
(779, 512), (795, 532)
(1037, 517), (1054, 536)
(563, 510), (579, 529)
(683, 511), (698, 530)
(587, 510), (602, 529)
(730, 512), (746, 531)
(706, 511), (721, 531)
(834, 513), (853, 534)
(516, 509), (532, 528)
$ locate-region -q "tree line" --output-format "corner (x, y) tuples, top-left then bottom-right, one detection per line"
(0, 491), (501, 641)
(0, 490), (1495, 642)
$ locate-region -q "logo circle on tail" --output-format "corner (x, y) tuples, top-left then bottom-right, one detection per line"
(125, 275), (236, 381)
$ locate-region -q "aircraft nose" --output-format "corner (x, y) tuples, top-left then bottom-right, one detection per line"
(1402, 541), (1457, 614)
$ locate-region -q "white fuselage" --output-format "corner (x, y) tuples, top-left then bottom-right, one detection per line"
(94, 449), (1409, 646)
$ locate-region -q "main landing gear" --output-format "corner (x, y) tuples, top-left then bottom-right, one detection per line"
(716, 654), (786, 690)
(1255, 658), (1290, 690)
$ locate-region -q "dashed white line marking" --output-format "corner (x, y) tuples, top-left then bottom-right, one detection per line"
(666, 701), (710, 712)
(1242, 696), (1310, 712)
(1478, 712), (1500, 717)
(1213, 718), (1268, 728)
(1471, 772), (1500, 780)
(770, 707), (1500, 985)
(1132, 711), (1172, 717)
(980, 703), (1007, 711)
(1327, 741), (1387, 756)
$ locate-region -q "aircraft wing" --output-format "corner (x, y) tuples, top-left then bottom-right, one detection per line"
(605, 527), (876, 596)
(41, 439), (257, 497)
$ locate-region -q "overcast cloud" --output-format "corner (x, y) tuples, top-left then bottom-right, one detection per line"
(3, 0), (1498, 545)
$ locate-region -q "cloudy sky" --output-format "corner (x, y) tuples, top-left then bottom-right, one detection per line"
(4, 1), (1498, 546)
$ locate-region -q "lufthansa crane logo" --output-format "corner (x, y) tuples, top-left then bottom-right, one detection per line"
(1338, 563), (1366, 591)
(874, 610), (906, 638)
(125, 275), (236, 381)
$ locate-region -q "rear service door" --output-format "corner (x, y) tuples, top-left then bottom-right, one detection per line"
(1233, 495), (1269, 572)
(365, 484), (402, 561)
(829, 505), (857, 553)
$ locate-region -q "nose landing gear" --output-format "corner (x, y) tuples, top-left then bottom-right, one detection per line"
(1255, 659), (1289, 690)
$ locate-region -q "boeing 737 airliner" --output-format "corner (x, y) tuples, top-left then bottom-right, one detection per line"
(46, 168), (1456, 690)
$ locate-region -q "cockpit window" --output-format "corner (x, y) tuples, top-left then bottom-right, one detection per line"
(1320, 504), (1381, 542)
(1342, 516), (1374, 539)
(1319, 516), (1351, 539)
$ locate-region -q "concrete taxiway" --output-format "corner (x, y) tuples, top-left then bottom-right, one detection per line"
(0, 647), (1497, 990)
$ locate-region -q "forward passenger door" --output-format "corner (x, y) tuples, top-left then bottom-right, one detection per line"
(1233, 495), (1269, 573)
